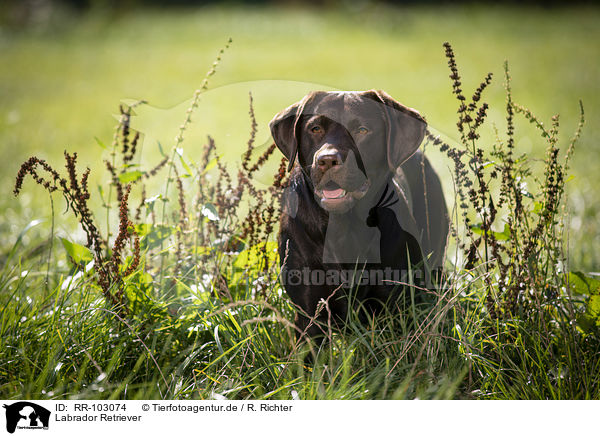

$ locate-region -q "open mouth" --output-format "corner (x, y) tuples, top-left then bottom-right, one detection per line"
(318, 182), (347, 200)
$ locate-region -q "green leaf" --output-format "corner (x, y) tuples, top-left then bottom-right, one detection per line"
(94, 136), (107, 149)
(576, 313), (595, 332)
(589, 295), (600, 318)
(157, 141), (167, 157)
(191, 245), (212, 256)
(176, 148), (194, 178)
(61, 238), (93, 264)
(234, 241), (278, 270)
(118, 170), (143, 184)
(97, 185), (106, 204)
(201, 157), (219, 175)
(532, 201), (544, 215)
(469, 223), (510, 241)
(498, 224), (511, 241)
(201, 204), (219, 221)
(568, 271), (600, 296)
(179, 156), (193, 178)
(133, 223), (152, 237)
(135, 224), (174, 250)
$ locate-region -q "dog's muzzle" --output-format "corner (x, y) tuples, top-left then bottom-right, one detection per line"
(312, 151), (370, 213)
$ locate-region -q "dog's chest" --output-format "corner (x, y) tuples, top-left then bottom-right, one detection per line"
(322, 213), (381, 263)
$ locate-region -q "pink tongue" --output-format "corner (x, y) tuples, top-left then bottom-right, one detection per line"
(323, 188), (345, 199)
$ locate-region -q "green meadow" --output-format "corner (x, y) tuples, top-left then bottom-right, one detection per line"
(0, 4), (599, 399)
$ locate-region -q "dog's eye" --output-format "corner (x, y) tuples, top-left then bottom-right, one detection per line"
(310, 126), (323, 134)
(357, 126), (369, 135)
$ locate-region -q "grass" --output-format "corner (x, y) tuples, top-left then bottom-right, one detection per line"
(1, 4), (599, 400)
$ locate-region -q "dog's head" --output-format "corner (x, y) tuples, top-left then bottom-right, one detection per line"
(270, 90), (426, 214)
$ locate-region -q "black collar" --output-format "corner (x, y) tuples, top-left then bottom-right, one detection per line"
(366, 183), (398, 227)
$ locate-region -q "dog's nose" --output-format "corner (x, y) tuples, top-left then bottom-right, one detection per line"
(316, 151), (343, 172)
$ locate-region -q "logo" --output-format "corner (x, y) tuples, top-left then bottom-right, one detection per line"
(3, 402), (50, 434)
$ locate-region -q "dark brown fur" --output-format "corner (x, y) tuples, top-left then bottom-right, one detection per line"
(270, 90), (449, 341)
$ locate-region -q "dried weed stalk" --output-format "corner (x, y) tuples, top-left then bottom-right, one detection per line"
(430, 42), (585, 317)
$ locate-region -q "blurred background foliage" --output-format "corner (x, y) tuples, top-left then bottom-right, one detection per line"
(1, 0), (598, 271)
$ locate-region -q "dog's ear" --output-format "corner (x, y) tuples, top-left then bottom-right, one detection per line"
(270, 92), (323, 171)
(362, 90), (427, 171)
(269, 100), (302, 171)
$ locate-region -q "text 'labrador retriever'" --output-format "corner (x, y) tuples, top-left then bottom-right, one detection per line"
(270, 90), (449, 341)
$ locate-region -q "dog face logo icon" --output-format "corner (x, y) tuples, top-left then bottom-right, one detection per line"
(3, 402), (50, 433)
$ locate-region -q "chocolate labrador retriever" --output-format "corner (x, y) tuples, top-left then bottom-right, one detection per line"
(270, 90), (448, 341)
